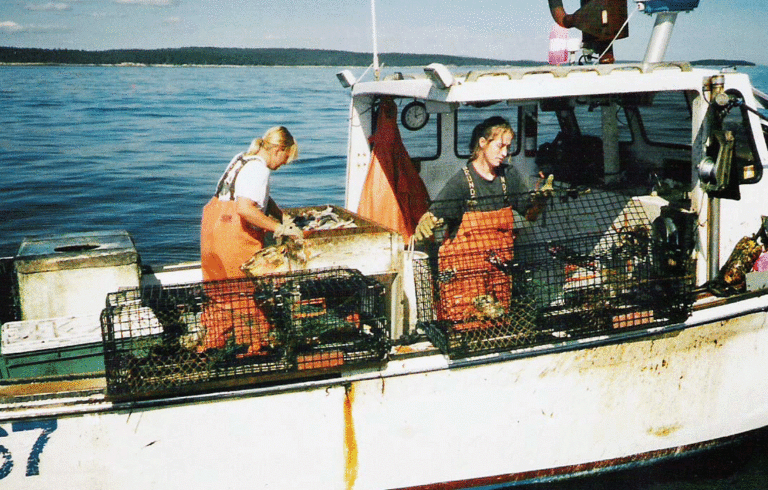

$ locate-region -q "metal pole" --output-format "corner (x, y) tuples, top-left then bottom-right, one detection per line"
(708, 196), (721, 281)
(371, 0), (380, 80)
(642, 11), (678, 70)
(602, 102), (620, 184)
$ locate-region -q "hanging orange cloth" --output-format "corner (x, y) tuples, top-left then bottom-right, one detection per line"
(357, 97), (430, 239)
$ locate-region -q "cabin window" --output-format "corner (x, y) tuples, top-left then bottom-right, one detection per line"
(454, 103), (520, 158)
(633, 91), (693, 147)
(397, 102), (440, 161)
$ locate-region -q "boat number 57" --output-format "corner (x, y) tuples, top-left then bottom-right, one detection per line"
(0, 420), (57, 479)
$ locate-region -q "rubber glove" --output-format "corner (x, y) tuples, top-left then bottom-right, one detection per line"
(538, 174), (555, 197)
(413, 212), (443, 241)
(526, 174), (555, 222)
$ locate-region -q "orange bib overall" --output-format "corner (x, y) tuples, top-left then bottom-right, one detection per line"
(200, 197), (265, 282)
(200, 156), (269, 354)
(437, 207), (516, 328)
(436, 166), (516, 328)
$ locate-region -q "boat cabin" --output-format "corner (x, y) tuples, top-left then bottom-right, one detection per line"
(346, 62), (768, 290)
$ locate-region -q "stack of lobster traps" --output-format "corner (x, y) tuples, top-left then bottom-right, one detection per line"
(101, 268), (388, 400)
(415, 188), (696, 358)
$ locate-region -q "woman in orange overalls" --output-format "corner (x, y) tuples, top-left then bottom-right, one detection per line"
(199, 127), (301, 354)
(413, 117), (543, 326)
(201, 126), (300, 281)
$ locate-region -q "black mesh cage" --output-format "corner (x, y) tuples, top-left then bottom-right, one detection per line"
(101, 268), (388, 399)
(416, 188), (695, 358)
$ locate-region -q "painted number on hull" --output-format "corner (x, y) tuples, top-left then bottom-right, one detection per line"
(0, 420), (58, 479)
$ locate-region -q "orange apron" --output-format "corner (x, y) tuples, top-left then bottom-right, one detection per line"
(437, 207), (516, 329)
(200, 167), (269, 354)
(200, 197), (265, 282)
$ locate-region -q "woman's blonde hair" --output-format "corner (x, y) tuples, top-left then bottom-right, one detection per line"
(246, 126), (299, 163)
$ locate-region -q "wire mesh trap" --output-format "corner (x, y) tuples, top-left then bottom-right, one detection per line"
(101, 268), (389, 399)
(416, 188), (695, 358)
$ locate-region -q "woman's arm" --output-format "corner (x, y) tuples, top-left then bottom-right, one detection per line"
(235, 197), (280, 232)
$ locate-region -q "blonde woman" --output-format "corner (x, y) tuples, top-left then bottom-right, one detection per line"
(201, 126), (300, 281)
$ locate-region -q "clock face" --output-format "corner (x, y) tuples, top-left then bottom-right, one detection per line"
(401, 101), (429, 131)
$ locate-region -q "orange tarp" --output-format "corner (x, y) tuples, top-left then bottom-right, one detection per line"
(357, 98), (430, 239)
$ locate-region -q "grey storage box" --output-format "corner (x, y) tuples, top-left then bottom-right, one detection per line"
(14, 230), (140, 320)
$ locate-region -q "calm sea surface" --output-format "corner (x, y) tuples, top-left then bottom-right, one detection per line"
(2, 64), (768, 488)
(0, 65), (352, 263)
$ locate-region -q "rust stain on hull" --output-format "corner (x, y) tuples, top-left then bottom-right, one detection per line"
(648, 424), (682, 437)
(569, 312), (759, 372)
(344, 383), (358, 490)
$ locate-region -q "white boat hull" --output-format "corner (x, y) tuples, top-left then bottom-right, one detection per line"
(2, 295), (767, 489)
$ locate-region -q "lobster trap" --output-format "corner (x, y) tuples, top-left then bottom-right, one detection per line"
(416, 189), (695, 358)
(101, 268), (388, 399)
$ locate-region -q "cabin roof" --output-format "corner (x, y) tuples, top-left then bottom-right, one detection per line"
(351, 61), (724, 104)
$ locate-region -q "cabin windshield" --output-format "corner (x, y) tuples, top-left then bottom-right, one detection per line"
(454, 103), (521, 159)
(394, 90), (699, 197)
(534, 91), (694, 190)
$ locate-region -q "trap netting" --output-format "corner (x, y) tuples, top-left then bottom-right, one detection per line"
(415, 188), (695, 358)
(101, 268), (389, 399)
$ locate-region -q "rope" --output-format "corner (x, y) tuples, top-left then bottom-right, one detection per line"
(593, 7), (638, 65)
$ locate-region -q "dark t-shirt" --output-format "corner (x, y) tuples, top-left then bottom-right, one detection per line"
(430, 162), (530, 239)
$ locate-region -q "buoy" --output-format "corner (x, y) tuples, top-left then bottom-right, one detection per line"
(548, 24), (569, 65)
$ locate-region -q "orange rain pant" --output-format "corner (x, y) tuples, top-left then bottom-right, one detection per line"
(437, 207), (516, 328)
(200, 197), (265, 281)
(200, 197), (268, 354)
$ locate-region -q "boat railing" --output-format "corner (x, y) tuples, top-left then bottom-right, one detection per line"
(463, 62), (691, 83)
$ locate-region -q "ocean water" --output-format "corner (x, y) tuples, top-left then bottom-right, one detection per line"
(0, 65), (351, 264)
(2, 64), (768, 265)
(2, 63), (768, 488)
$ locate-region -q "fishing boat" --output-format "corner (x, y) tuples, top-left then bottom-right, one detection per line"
(2, 0), (768, 488)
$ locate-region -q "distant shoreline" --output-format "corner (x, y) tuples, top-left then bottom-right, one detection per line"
(0, 47), (756, 68)
(0, 46), (534, 67)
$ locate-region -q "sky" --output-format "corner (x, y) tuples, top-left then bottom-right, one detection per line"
(0, 0), (766, 65)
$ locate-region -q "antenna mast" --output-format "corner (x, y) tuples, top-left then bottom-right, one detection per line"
(371, 0), (380, 80)
(636, 0), (701, 69)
